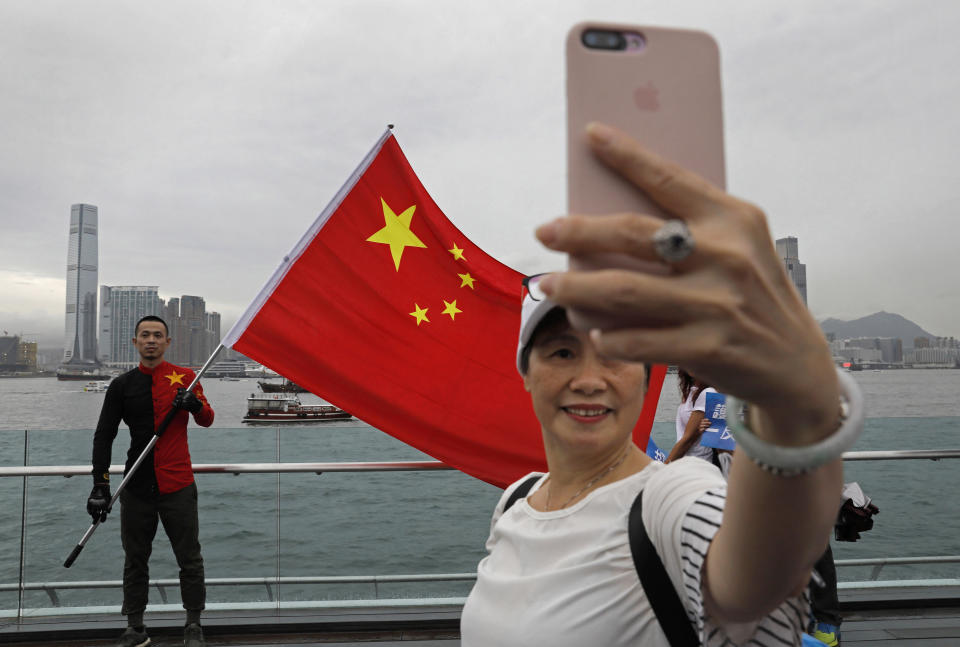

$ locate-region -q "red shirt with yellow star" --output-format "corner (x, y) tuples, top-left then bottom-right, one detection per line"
(93, 360), (214, 496)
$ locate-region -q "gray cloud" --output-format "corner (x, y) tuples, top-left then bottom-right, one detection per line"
(1, 0), (958, 346)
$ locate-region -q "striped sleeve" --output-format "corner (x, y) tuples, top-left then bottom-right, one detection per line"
(680, 487), (810, 647)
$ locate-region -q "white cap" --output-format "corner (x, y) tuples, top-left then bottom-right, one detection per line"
(516, 293), (562, 374)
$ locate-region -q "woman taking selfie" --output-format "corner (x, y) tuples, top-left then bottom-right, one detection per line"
(459, 123), (861, 646)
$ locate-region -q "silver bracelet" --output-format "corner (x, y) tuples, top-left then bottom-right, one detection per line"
(725, 367), (864, 477)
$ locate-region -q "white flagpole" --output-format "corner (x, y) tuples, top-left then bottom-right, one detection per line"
(64, 344), (225, 567)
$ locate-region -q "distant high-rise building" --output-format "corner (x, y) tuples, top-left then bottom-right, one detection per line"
(205, 311), (222, 358)
(845, 336), (904, 364)
(0, 335), (39, 373)
(775, 236), (807, 306)
(877, 337), (903, 363)
(180, 295), (205, 366)
(162, 295), (221, 366)
(63, 204), (99, 366)
(100, 286), (163, 367)
(164, 297), (180, 330)
(0, 336), (20, 371)
(19, 339), (38, 371)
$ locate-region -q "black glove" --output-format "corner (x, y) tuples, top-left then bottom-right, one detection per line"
(173, 387), (203, 414)
(87, 482), (111, 523)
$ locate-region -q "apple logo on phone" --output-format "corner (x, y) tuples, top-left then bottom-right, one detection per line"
(633, 82), (660, 111)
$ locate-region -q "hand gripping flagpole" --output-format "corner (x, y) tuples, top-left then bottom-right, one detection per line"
(64, 345), (225, 568)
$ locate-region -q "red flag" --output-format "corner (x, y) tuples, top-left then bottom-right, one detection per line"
(224, 130), (662, 488)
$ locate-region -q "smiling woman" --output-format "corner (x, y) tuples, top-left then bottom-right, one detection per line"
(520, 304), (647, 470)
(459, 124), (860, 647)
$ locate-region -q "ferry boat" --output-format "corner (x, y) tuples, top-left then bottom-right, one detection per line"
(258, 377), (308, 393)
(56, 366), (111, 381)
(242, 393), (352, 423)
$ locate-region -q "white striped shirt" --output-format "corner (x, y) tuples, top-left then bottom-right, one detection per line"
(676, 488), (810, 646)
(462, 457), (809, 646)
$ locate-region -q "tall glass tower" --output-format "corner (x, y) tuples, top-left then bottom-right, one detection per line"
(775, 236), (807, 306)
(62, 203), (99, 366)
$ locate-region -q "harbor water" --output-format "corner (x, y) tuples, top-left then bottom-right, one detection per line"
(1, 370), (959, 612)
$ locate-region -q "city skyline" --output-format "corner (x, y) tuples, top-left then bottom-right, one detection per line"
(59, 203), (223, 370)
(5, 214), (955, 350)
(2, 2), (958, 345)
(95, 287), (222, 369)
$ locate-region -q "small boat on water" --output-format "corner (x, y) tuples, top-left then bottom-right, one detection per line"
(57, 368), (111, 381)
(258, 378), (308, 393)
(82, 381), (109, 392)
(242, 393), (352, 423)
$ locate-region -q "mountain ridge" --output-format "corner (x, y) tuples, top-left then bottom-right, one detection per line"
(819, 311), (939, 349)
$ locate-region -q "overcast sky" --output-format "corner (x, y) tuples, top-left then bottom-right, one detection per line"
(2, 0), (958, 349)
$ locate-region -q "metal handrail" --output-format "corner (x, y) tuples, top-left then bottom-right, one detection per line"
(7, 555), (960, 607)
(834, 555), (960, 581)
(842, 449), (960, 461)
(0, 573), (478, 607)
(1, 449), (959, 478)
(0, 460), (452, 478)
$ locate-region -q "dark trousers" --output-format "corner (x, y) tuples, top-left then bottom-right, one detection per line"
(120, 482), (205, 615)
(810, 544), (842, 627)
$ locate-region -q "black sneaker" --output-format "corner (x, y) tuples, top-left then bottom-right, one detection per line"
(184, 622), (206, 647)
(115, 626), (150, 647)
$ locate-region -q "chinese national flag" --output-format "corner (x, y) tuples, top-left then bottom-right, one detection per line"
(224, 130), (664, 488)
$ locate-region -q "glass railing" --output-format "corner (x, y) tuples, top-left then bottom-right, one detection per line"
(1, 420), (960, 622)
(0, 425), (501, 619)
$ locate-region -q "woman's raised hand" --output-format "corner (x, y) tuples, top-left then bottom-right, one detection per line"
(536, 123), (839, 443)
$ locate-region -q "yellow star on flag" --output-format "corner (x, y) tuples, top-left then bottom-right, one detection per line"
(366, 198), (427, 271)
(448, 244), (465, 261)
(409, 304), (430, 326)
(165, 371), (186, 386)
(441, 299), (462, 321)
(458, 272), (476, 289)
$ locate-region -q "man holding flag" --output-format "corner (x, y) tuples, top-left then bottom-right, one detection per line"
(89, 315), (214, 647)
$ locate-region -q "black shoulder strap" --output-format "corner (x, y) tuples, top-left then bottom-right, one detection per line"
(629, 491), (700, 646)
(503, 475), (540, 513)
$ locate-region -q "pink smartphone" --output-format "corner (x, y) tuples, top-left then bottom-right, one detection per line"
(566, 22), (726, 218)
(565, 22), (726, 330)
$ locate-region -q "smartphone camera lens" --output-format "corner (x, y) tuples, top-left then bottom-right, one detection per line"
(623, 32), (646, 52)
(582, 29), (626, 50)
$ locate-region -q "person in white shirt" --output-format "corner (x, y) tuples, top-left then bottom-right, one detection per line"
(668, 369), (717, 464)
(460, 123), (860, 646)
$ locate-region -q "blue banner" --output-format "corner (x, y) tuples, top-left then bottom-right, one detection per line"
(700, 392), (736, 450)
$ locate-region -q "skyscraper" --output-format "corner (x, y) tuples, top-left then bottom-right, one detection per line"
(775, 236), (807, 306)
(99, 286), (163, 368)
(205, 311), (222, 360)
(162, 295), (221, 366)
(62, 204), (99, 366)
